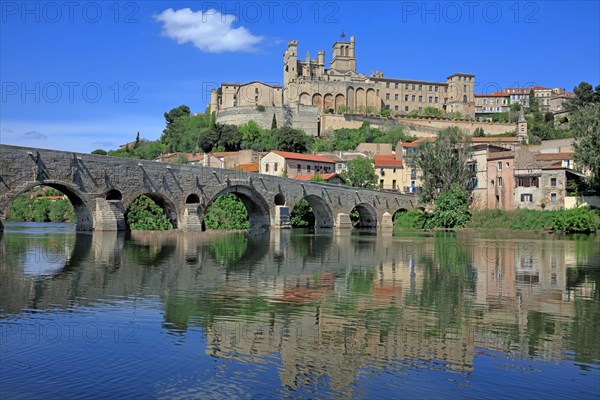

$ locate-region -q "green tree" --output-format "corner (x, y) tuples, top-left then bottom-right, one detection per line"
(204, 194), (250, 230)
(274, 127), (312, 153)
(569, 82), (600, 110)
(290, 198), (314, 227)
(408, 126), (473, 203)
(91, 149), (107, 155)
(423, 107), (443, 117)
(430, 184), (471, 228)
(271, 114), (278, 130)
(473, 127), (485, 137)
(126, 195), (172, 231)
(341, 157), (378, 189)
(571, 102), (600, 190)
(528, 89), (539, 114)
(161, 105), (191, 151)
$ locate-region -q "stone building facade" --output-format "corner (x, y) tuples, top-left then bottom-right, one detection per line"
(211, 35), (476, 136)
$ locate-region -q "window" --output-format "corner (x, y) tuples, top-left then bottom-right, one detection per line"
(503, 99), (507, 105)
(429, 85), (433, 91)
(394, 83), (399, 89)
(497, 161), (502, 171)
(497, 107), (500, 111)
(435, 97), (438, 103)
(307, 165), (311, 172)
(411, 95), (416, 101)
(419, 84), (422, 90)
(379, 179), (384, 189)
(405, 83), (409, 89)
(412, 84), (415, 90)
(405, 94), (409, 101)
(386, 82), (390, 88)
(419, 95), (423, 102)
(265, 163), (269, 172)
(429, 96), (433, 103)
(551, 193), (557, 203)
(551, 177), (557, 187)
(297, 163), (301, 172)
(497, 177), (503, 187)
(435, 86), (438, 92)
(483, 99), (487, 104)
(405, 106), (409, 111)
(395, 94), (399, 100)
(395, 105), (399, 111)
(392, 180), (397, 189)
(464, 85), (467, 92)
(274, 162), (278, 172)
(521, 194), (533, 202)
(482, 107), (487, 111)
(386, 93), (390, 100)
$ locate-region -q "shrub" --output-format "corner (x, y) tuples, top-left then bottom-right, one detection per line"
(552, 207), (600, 233)
(430, 185), (470, 228)
(393, 210), (431, 229)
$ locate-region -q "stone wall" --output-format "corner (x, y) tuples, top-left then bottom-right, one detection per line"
(320, 114), (516, 136)
(215, 105), (319, 136)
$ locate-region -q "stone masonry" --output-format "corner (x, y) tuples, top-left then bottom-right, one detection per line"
(0, 145), (420, 231)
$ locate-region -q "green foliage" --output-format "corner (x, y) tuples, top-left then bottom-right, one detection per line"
(256, 105), (266, 112)
(7, 188), (75, 223)
(91, 149), (107, 155)
(341, 157), (378, 189)
(126, 195), (172, 231)
(473, 127), (485, 137)
(310, 172), (326, 182)
(393, 210), (431, 229)
(312, 123), (415, 152)
(239, 120), (277, 151)
(176, 154), (188, 164)
(210, 234), (248, 266)
(569, 81), (600, 110)
(108, 139), (168, 160)
(204, 194), (250, 230)
(290, 198), (314, 227)
(552, 207), (600, 233)
(408, 126), (473, 203)
(380, 108), (391, 117)
(161, 105), (191, 151)
(423, 106), (443, 117)
(430, 185), (470, 228)
(271, 113), (278, 130)
(571, 103), (600, 191)
(274, 127), (313, 153)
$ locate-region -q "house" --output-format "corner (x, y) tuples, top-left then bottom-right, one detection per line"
(314, 151), (369, 173)
(373, 155), (404, 191)
(260, 151), (335, 178)
(293, 173), (345, 185)
(474, 92), (510, 116)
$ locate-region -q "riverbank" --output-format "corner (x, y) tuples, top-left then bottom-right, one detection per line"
(394, 207), (600, 233)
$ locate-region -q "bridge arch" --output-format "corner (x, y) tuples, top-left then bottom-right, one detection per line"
(351, 202), (377, 229)
(125, 192), (179, 230)
(303, 195), (333, 228)
(205, 184), (270, 230)
(0, 180), (94, 231)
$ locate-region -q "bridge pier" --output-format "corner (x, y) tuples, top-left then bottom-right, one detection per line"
(334, 213), (353, 229)
(180, 204), (203, 232)
(272, 206), (291, 229)
(94, 199), (126, 231)
(379, 212), (394, 231)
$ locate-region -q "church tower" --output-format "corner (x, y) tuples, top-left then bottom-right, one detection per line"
(330, 33), (356, 73)
(283, 40), (299, 86)
(517, 106), (529, 143)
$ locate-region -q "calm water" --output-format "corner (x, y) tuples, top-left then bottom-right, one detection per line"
(1, 223), (599, 399)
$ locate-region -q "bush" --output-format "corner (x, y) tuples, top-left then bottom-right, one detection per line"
(204, 194), (249, 230)
(552, 207), (600, 233)
(126, 195), (172, 231)
(393, 210), (432, 229)
(430, 185), (470, 228)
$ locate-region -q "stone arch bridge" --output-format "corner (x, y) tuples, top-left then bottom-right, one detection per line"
(0, 145), (421, 231)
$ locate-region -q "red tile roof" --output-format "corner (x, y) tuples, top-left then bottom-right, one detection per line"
(471, 137), (519, 143)
(474, 91), (509, 97)
(536, 152), (574, 161)
(293, 173), (342, 181)
(271, 150), (335, 163)
(374, 155), (403, 167)
(487, 151), (515, 161)
(402, 137), (436, 147)
(234, 163), (259, 172)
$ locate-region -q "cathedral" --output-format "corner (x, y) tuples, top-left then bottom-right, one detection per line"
(210, 35), (475, 136)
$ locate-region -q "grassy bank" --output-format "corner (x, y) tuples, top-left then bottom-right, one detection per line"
(394, 208), (600, 233)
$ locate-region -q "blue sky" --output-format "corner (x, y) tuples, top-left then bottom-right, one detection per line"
(1, 1), (599, 153)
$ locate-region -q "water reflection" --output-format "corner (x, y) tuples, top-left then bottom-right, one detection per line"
(0, 224), (599, 398)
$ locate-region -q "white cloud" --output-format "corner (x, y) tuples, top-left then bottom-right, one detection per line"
(154, 8), (263, 53)
(23, 130), (48, 140)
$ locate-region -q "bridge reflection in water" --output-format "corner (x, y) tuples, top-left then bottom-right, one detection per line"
(0, 226), (599, 398)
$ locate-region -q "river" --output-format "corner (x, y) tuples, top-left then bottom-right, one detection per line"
(1, 223), (599, 399)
